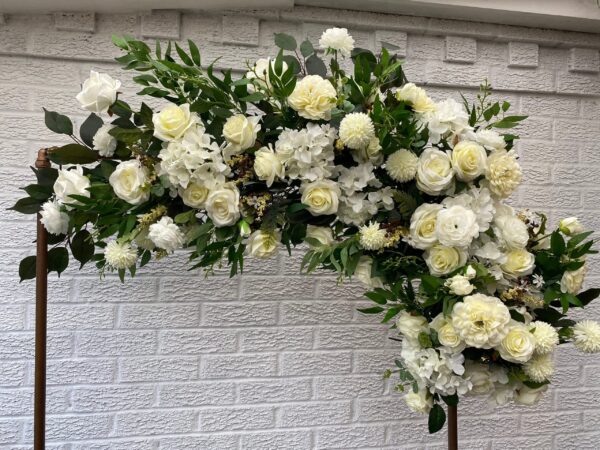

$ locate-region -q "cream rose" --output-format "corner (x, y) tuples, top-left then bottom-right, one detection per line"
(253, 146), (284, 187)
(500, 249), (535, 277)
(424, 244), (467, 276)
(152, 103), (195, 141)
(300, 180), (340, 216)
(109, 160), (150, 205)
(451, 140), (487, 181)
(408, 203), (442, 249)
(76, 70), (121, 114)
(436, 205), (479, 248)
(485, 150), (522, 198)
(496, 320), (536, 363)
(246, 229), (280, 258)
(451, 293), (511, 349)
(416, 148), (454, 196)
(395, 83), (436, 114)
(444, 274), (474, 296)
(305, 225), (334, 247)
(288, 75), (336, 121)
(431, 314), (464, 351)
(223, 114), (261, 153)
(560, 264), (587, 294)
(396, 311), (429, 341)
(204, 183), (241, 227)
(53, 166), (90, 206)
(404, 390), (432, 414)
(559, 217), (585, 236)
(179, 182), (210, 208)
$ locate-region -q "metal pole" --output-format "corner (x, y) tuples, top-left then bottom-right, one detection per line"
(34, 149), (50, 450)
(448, 404), (458, 450)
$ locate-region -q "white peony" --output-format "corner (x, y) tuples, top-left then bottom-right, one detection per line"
(395, 83), (436, 114)
(40, 200), (69, 235)
(514, 384), (547, 406)
(300, 179), (340, 216)
(408, 203), (442, 250)
(496, 320), (536, 363)
(396, 311), (429, 341)
(573, 320), (600, 353)
(445, 274), (474, 296)
(223, 114), (261, 156)
(485, 150), (522, 198)
(523, 353), (554, 382)
(305, 225), (334, 247)
(253, 146), (284, 187)
(339, 112), (375, 150)
(359, 222), (387, 250)
(152, 103), (195, 142)
(54, 166), (90, 206)
(416, 148), (454, 196)
(560, 264), (587, 294)
(404, 390), (433, 414)
(92, 124), (117, 157)
(204, 183), (241, 227)
(148, 216), (185, 253)
(529, 321), (559, 354)
(354, 255), (384, 289)
(451, 140), (487, 181)
(76, 70), (121, 114)
(422, 98), (470, 143)
(493, 213), (529, 250)
(386, 149), (418, 183)
(288, 75), (336, 121)
(436, 205), (479, 248)
(451, 293), (511, 348)
(179, 182), (210, 209)
(500, 249), (535, 278)
(424, 244), (467, 276)
(319, 27), (355, 57)
(104, 241), (137, 270)
(559, 217), (585, 236)
(475, 129), (506, 151)
(109, 160), (150, 205)
(246, 229), (280, 258)
(246, 58), (288, 91)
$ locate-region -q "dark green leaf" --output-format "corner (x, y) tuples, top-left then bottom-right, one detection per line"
(108, 127), (143, 144)
(47, 247), (69, 276)
(48, 144), (98, 165)
(578, 288), (600, 306)
(175, 43), (194, 66)
(365, 291), (387, 305)
(19, 256), (37, 282)
(43, 108), (73, 135)
(188, 39), (201, 66)
(441, 394), (458, 407)
(300, 39), (314, 57)
(70, 230), (95, 268)
(240, 93), (266, 103)
(80, 113), (103, 147)
(32, 167), (58, 187)
(23, 184), (52, 201)
(274, 33), (297, 51)
(550, 231), (566, 256)
(357, 306), (384, 314)
(306, 54), (327, 77)
(9, 197), (41, 214)
(428, 404), (446, 434)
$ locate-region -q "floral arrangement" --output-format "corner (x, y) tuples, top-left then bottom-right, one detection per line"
(12, 28), (600, 433)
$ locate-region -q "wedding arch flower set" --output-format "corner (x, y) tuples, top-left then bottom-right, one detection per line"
(12, 27), (600, 436)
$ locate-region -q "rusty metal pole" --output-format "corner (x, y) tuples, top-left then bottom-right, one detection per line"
(34, 149), (50, 450)
(448, 405), (458, 450)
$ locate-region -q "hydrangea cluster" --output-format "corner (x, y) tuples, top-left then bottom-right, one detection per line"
(16, 28), (599, 435)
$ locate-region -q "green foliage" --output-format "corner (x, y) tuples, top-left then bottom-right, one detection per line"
(428, 404), (446, 434)
(48, 144), (99, 165)
(43, 108), (73, 135)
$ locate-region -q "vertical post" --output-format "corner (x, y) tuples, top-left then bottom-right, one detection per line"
(448, 404), (458, 450)
(34, 149), (50, 450)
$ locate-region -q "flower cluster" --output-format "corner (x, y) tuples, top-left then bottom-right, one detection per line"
(14, 28), (599, 434)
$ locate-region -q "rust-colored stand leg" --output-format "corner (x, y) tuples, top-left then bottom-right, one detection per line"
(34, 149), (50, 450)
(448, 405), (458, 450)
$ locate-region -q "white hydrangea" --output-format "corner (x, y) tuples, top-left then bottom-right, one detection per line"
(104, 241), (138, 270)
(319, 27), (355, 57)
(335, 162), (381, 196)
(422, 98), (471, 143)
(339, 112), (375, 150)
(386, 149), (418, 183)
(573, 320), (600, 353)
(359, 222), (387, 250)
(337, 189), (393, 227)
(443, 186), (495, 232)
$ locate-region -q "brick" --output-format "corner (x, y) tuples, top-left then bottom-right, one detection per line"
(71, 385), (155, 412)
(118, 304), (199, 329)
(201, 353), (277, 379)
(158, 381), (235, 407)
(141, 11), (180, 40)
(115, 410), (195, 436)
(316, 424), (386, 449)
(315, 374), (385, 400)
(48, 304), (115, 330)
(240, 327), (313, 352)
(280, 301), (355, 325)
(316, 325), (388, 349)
(47, 358), (114, 385)
(159, 276), (238, 301)
(445, 36), (476, 63)
(375, 30), (407, 57)
(281, 351), (352, 376)
(569, 48), (600, 73)
(279, 400), (351, 427)
(157, 435), (239, 449)
(198, 405), (274, 432)
(241, 431), (311, 450)
(508, 42), (539, 68)
(54, 12), (95, 33)
(158, 329), (238, 354)
(24, 414), (112, 441)
(557, 72), (600, 95)
(202, 302), (277, 327)
(238, 379), (313, 404)
(77, 330), (157, 356)
(222, 15), (259, 46)
(75, 277), (158, 302)
(119, 356), (198, 382)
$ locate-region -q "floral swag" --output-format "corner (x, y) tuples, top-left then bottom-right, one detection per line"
(12, 28), (600, 433)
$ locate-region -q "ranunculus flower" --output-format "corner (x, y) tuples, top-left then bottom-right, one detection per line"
(451, 140), (487, 181)
(253, 146), (284, 187)
(152, 103), (195, 142)
(319, 27), (355, 57)
(436, 205), (479, 248)
(300, 179), (340, 216)
(40, 200), (69, 235)
(560, 264), (587, 294)
(496, 320), (536, 363)
(408, 203), (442, 250)
(424, 244), (467, 276)
(179, 183), (210, 209)
(223, 114), (261, 155)
(246, 229), (280, 258)
(148, 217), (185, 253)
(416, 148), (454, 196)
(204, 183), (241, 227)
(76, 70), (121, 114)
(288, 75), (336, 121)
(109, 160), (150, 205)
(493, 213), (529, 250)
(54, 166), (90, 206)
(92, 124), (117, 157)
(475, 129), (505, 150)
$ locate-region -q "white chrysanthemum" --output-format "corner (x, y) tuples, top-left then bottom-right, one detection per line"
(359, 222), (387, 250)
(386, 149), (418, 182)
(319, 27), (355, 57)
(523, 353), (554, 382)
(40, 200), (69, 235)
(530, 321), (559, 354)
(485, 150), (522, 198)
(339, 113), (375, 150)
(451, 294), (511, 349)
(573, 320), (600, 353)
(104, 241), (137, 270)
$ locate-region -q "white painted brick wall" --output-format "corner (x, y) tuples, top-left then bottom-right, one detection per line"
(0, 6), (599, 449)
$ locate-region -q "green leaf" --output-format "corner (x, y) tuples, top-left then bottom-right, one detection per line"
(274, 33), (297, 51)
(70, 230), (95, 268)
(33, 167), (58, 187)
(80, 113), (103, 147)
(559, 293), (570, 313)
(188, 39), (201, 66)
(23, 184), (52, 201)
(43, 108), (73, 135)
(365, 291), (387, 305)
(428, 404), (446, 434)
(577, 288), (600, 306)
(240, 93), (266, 103)
(47, 247), (69, 276)
(567, 231), (594, 249)
(48, 144), (99, 165)
(306, 54), (327, 77)
(175, 42), (194, 66)
(9, 197), (41, 214)
(108, 127), (143, 144)
(19, 256), (37, 282)
(175, 209), (196, 224)
(357, 306), (384, 314)
(550, 231), (566, 256)
(300, 39), (314, 57)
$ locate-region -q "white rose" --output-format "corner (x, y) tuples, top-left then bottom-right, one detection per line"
(246, 58), (288, 92)
(76, 70), (121, 114)
(223, 114), (261, 154)
(395, 83), (436, 114)
(514, 384), (547, 406)
(254, 146), (284, 187)
(205, 183), (241, 227)
(476, 129), (506, 150)
(559, 217), (585, 236)
(92, 124), (117, 157)
(424, 244), (467, 276)
(109, 160), (150, 205)
(152, 103), (195, 142)
(179, 182), (210, 208)
(416, 148), (454, 196)
(246, 229), (280, 258)
(288, 75), (336, 121)
(305, 225), (334, 247)
(560, 264), (587, 294)
(404, 390), (432, 414)
(501, 249), (535, 278)
(53, 166), (90, 206)
(40, 200), (69, 235)
(300, 180), (340, 216)
(408, 203), (442, 250)
(436, 205), (479, 248)
(496, 320), (536, 363)
(396, 311), (429, 341)
(451, 293), (511, 349)
(354, 256), (384, 289)
(485, 150), (522, 198)
(148, 216), (185, 253)
(493, 213), (529, 250)
(465, 265), (477, 279)
(431, 314), (464, 351)
(319, 27), (355, 57)
(451, 140), (487, 181)
(444, 274), (474, 296)
(464, 362), (494, 395)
